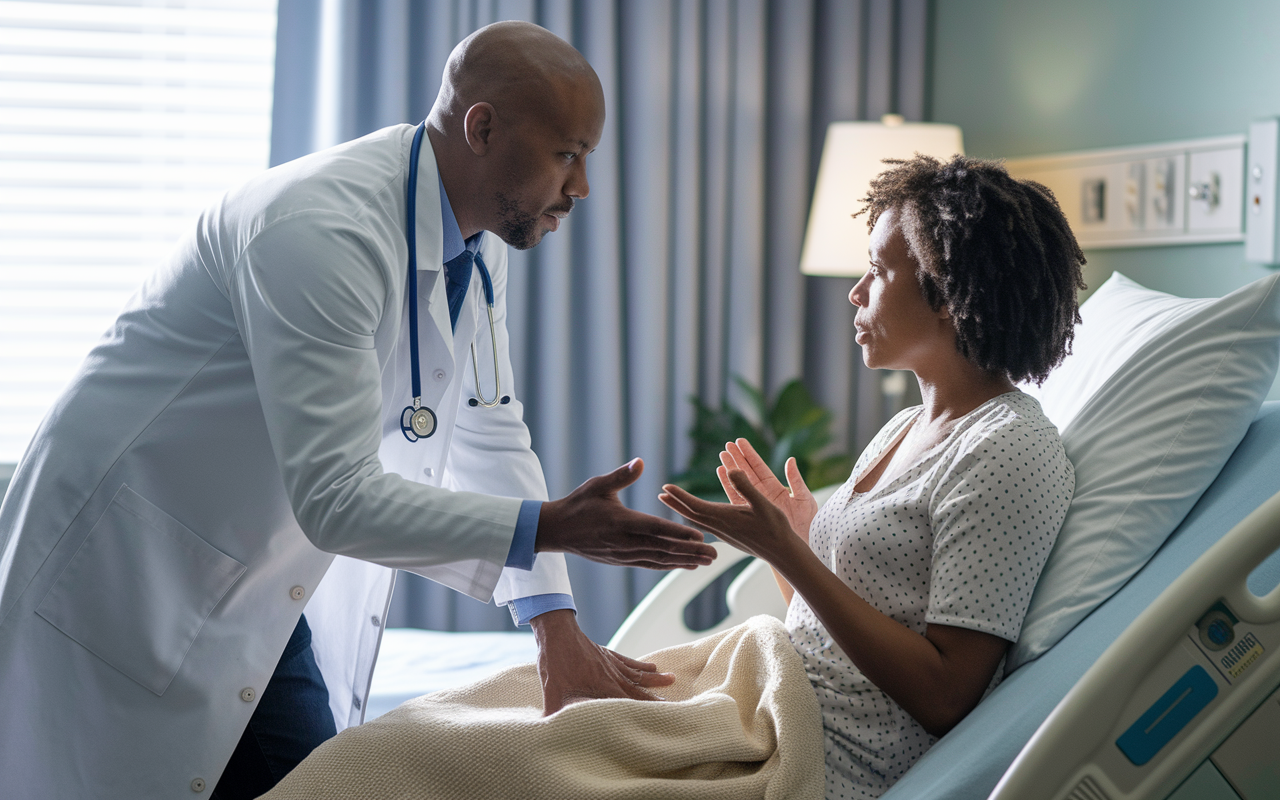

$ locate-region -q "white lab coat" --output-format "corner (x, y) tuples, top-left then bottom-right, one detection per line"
(0, 124), (572, 799)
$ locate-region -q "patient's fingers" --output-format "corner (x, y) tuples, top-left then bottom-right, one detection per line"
(727, 469), (773, 511)
(662, 483), (736, 519)
(784, 456), (811, 498)
(657, 487), (719, 528)
(716, 464), (747, 505)
(658, 491), (736, 542)
(731, 439), (777, 488)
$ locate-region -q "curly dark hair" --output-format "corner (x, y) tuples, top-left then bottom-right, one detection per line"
(855, 154), (1086, 385)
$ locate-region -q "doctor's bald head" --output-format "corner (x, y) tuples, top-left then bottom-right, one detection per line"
(432, 22), (601, 123)
(427, 21), (605, 249)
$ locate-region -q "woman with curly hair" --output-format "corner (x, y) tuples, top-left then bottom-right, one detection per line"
(660, 154), (1087, 798)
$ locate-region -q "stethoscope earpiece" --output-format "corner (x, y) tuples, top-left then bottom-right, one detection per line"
(469, 396), (510, 407)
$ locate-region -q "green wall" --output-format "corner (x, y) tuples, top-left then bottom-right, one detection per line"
(932, 0), (1280, 397)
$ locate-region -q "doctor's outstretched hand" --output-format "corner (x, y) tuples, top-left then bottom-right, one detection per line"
(535, 458), (718, 569)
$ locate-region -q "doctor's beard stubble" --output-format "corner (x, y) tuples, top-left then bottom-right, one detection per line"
(495, 191), (573, 250)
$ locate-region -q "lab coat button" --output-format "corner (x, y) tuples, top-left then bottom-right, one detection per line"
(290, 585), (305, 600)
(191, 778), (206, 793)
(433, 369), (446, 381)
(371, 615), (381, 627)
(240, 687), (255, 703)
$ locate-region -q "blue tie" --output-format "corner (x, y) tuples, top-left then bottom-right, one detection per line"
(444, 248), (474, 332)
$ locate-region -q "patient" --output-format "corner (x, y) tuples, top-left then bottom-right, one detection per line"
(660, 154), (1086, 798)
(263, 156), (1086, 800)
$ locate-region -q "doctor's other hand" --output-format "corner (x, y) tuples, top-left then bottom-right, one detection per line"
(536, 458), (718, 570)
(717, 440), (817, 543)
(530, 608), (675, 716)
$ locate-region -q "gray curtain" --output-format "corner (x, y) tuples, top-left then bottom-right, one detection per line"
(271, 0), (929, 643)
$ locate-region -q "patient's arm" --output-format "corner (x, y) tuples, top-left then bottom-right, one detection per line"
(661, 475), (1007, 738)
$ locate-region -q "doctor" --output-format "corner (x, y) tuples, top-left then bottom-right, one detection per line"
(0, 20), (715, 800)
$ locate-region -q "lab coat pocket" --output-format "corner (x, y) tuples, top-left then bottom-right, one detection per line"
(36, 484), (246, 696)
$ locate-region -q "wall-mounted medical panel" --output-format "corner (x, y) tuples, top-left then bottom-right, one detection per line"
(1245, 119), (1280, 265)
(1006, 136), (1245, 250)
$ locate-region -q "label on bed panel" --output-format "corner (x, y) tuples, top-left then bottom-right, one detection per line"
(1116, 665), (1220, 766)
(1218, 633), (1264, 681)
(1190, 602), (1266, 685)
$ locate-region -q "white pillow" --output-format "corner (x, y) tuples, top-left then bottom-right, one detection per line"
(1009, 271), (1280, 671)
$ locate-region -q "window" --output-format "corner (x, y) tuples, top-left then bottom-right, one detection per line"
(0, 0), (277, 462)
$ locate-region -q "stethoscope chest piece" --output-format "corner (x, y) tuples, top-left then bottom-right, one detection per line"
(401, 404), (437, 441)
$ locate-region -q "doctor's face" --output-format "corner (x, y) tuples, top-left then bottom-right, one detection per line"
(848, 206), (953, 372)
(489, 75), (604, 250)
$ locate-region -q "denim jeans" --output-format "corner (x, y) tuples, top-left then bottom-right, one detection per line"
(212, 614), (336, 799)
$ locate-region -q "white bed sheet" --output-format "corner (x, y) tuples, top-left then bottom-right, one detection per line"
(366, 628), (537, 720)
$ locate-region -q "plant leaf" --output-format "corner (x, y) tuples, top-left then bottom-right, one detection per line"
(732, 376), (767, 430)
(670, 376), (851, 505)
(769, 379), (817, 437)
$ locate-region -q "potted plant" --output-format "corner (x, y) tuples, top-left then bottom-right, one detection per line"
(670, 376), (852, 501)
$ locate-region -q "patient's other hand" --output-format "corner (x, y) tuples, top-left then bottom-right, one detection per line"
(536, 458), (718, 570)
(717, 440), (817, 543)
(529, 609), (675, 715)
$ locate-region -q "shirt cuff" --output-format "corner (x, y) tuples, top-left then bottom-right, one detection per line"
(508, 593), (577, 626)
(504, 499), (541, 570)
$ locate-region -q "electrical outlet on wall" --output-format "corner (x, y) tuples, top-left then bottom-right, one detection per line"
(1081, 176), (1106, 224)
(1125, 162), (1145, 228)
(1187, 147), (1243, 234)
(1146, 157), (1182, 230)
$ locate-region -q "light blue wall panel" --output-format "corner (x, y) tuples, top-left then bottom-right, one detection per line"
(932, 0), (1280, 397)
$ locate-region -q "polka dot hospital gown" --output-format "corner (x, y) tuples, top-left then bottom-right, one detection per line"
(785, 391), (1074, 799)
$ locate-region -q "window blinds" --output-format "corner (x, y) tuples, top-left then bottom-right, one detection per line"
(0, 0), (277, 463)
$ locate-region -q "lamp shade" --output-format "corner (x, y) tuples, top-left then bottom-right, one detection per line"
(800, 119), (964, 277)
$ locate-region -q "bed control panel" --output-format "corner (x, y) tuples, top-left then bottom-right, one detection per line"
(990, 490), (1280, 800)
(1082, 598), (1280, 796)
(1116, 664), (1218, 766)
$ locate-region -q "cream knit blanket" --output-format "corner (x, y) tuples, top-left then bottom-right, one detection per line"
(263, 615), (825, 800)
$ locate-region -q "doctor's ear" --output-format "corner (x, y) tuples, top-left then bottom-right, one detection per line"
(464, 102), (496, 155)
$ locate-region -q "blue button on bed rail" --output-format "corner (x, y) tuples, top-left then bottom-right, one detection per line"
(1116, 665), (1219, 766)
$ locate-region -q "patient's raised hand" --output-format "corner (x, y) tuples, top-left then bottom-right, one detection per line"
(717, 439), (817, 543)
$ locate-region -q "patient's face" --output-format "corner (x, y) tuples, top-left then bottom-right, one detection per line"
(849, 207), (952, 372)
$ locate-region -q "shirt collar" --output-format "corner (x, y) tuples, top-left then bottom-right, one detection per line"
(437, 173), (483, 262)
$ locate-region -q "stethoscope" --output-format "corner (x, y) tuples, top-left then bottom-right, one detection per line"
(400, 122), (508, 443)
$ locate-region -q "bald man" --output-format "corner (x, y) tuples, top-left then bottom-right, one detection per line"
(0, 21), (715, 800)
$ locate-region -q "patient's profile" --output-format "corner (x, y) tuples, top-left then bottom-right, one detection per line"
(262, 156), (1087, 800)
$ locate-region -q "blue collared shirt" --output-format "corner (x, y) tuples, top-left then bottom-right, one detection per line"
(438, 176), (574, 626)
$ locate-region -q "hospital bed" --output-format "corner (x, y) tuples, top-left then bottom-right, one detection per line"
(884, 400), (1280, 800)
(367, 400), (1280, 797)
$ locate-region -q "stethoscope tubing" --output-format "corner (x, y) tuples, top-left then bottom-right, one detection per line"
(402, 121), (504, 442)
